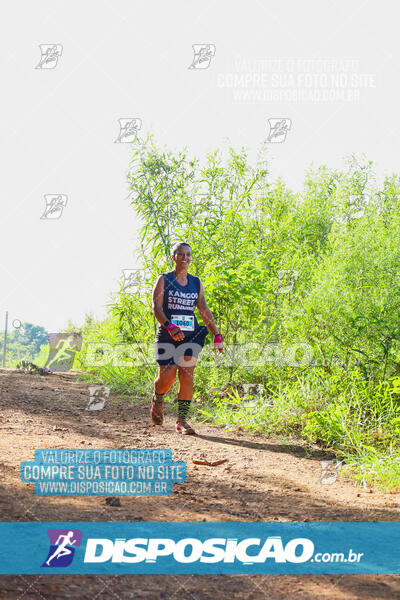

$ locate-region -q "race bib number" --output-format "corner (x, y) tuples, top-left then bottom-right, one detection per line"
(171, 315), (194, 332)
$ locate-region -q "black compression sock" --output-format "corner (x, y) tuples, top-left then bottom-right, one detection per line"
(177, 400), (191, 421)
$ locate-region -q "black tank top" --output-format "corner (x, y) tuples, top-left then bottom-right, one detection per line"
(157, 270), (201, 336)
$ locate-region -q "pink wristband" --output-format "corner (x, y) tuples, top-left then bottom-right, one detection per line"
(167, 322), (182, 338)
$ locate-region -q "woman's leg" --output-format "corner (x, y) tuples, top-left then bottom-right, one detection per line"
(150, 364), (177, 425)
(176, 358), (197, 434)
(155, 364), (178, 394)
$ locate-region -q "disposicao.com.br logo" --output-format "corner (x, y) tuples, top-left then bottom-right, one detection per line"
(1, 522), (389, 575)
(84, 536), (314, 564)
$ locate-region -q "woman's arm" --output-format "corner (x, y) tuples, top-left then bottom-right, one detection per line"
(196, 280), (220, 336)
(152, 275), (167, 325)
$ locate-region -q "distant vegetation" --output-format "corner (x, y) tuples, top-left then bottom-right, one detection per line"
(0, 323), (48, 364)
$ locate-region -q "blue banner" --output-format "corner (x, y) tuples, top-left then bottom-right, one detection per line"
(0, 522), (399, 574)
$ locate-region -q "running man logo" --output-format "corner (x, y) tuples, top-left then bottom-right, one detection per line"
(266, 118), (292, 143)
(114, 118), (142, 143)
(42, 529), (82, 568)
(275, 269), (299, 294)
(242, 383), (272, 408)
(121, 269), (151, 292)
(347, 193), (371, 219)
(318, 460), (343, 485)
(40, 194), (68, 220)
(188, 44), (216, 70)
(44, 333), (82, 372)
(193, 192), (219, 219)
(35, 44), (63, 69)
(87, 386), (111, 411)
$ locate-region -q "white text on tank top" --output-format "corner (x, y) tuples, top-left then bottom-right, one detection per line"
(167, 289), (198, 311)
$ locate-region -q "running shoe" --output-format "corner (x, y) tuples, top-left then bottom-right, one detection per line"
(150, 394), (164, 425)
(175, 419), (196, 435)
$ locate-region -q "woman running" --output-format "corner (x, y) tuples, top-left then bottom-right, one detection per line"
(150, 242), (223, 435)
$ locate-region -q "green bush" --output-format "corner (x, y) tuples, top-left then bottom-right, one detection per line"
(72, 137), (400, 490)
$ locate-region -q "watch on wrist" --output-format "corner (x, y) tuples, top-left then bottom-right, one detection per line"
(164, 320), (170, 328)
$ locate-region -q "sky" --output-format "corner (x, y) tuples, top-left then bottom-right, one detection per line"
(0, 0), (399, 333)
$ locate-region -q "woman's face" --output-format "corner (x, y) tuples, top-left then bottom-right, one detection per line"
(173, 245), (192, 269)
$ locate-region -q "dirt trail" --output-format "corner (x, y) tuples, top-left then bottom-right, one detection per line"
(0, 369), (399, 600)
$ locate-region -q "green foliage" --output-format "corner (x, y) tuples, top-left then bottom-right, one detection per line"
(16, 360), (51, 376)
(341, 450), (400, 492)
(74, 137), (400, 490)
(0, 322), (48, 365)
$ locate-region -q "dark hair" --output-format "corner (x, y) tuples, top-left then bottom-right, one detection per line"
(171, 242), (192, 258)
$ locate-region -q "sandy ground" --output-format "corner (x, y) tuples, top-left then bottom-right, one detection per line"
(0, 369), (399, 600)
